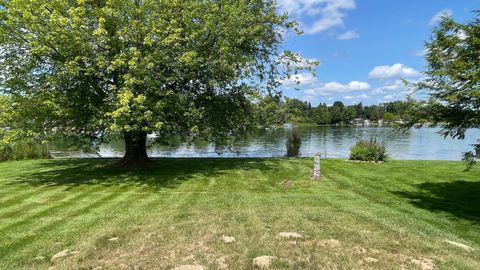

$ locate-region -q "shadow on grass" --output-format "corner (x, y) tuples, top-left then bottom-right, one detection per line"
(7, 158), (281, 191)
(394, 180), (480, 222)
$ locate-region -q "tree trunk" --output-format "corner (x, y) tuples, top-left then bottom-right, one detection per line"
(120, 132), (152, 166)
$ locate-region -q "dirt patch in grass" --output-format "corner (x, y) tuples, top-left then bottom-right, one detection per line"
(170, 265), (204, 270)
(221, 235), (235, 243)
(317, 239), (341, 247)
(280, 180), (294, 188)
(410, 257), (436, 270)
(277, 232), (303, 239)
(253, 255), (276, 269)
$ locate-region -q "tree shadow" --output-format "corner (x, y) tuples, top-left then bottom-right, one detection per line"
(7, 158), (280, 191)
(394, 180), (480, 223)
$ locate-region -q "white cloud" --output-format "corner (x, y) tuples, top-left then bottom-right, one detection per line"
(343, 94), (371, 105)
(368, 63), (420, 80)
(278, 0), (356, 35)
(370, 80), (418, 101)
(429, 9), (452, 26)
(382, 94), (396, 102)
(375, 80), (406, 93)
(337, 30), (359, 40)
(304, 80), (370, 97)
(344, 94), (369, 100)
(281, 73), (318, 87)
(301, 94), (317, 102)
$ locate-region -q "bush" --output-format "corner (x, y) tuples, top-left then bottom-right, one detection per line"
(349, 138), (387, 162)
(286, 132), (302, 157)
(0, 141), (51, 161)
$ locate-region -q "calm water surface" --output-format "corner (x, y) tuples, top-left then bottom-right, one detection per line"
(51, 127), (479, 160)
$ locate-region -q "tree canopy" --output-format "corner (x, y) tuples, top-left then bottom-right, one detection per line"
(0, 0), (316, 164)
(408, 11), (480, 168)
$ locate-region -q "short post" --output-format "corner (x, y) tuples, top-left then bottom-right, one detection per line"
(312, 152), (321, 180)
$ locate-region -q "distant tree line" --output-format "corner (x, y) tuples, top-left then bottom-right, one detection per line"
(255, 96), (415, 127)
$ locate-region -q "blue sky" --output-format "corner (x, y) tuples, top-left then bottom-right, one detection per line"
(278, 0), (479, 106)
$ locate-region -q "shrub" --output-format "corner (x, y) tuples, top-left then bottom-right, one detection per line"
(349, 138), (387, 162)
(286, 132), (302, 157)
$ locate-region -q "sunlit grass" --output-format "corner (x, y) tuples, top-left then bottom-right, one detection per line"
(0, 158), (479, 269)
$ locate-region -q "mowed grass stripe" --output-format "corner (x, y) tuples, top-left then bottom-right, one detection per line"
(0, 188), (101, 233)
(318, 163), (480, 252)
(0, 185), (142, 262)
(78, 192), (175, 246)
(0, 184), (114, 232)
(21, 192), (158, 269)
(0, 161), (102, 207)
(24, 191), (182, 269)
(0, 182), (40, 196)
(0, 159), (479, 269)
(0, 186), (77, 218)
(0, 186), (50, 207)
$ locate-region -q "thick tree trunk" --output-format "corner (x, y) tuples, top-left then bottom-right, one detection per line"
(120, 132), (152, 166)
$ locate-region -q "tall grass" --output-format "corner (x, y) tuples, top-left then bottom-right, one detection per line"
(286, 132), (302, 157)
(0, 141), (51, 161)
(349, 138), (387, 162)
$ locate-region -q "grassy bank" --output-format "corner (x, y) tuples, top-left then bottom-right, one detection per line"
(0, 158), (479, 269)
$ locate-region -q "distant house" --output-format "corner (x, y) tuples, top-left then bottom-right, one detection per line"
(353, 118), (363, 126)
(353, 118), (370, 127)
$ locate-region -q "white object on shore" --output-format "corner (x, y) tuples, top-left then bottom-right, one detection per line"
(312, 153), (321, 180)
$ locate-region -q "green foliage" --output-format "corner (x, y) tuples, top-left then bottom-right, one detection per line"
(343, 106), (357, 123)
(349, 138), (388, 162)
(255, 95), (286, 128)
(0, 95), (52, 161)
(364, 104), (383, 121)
(284, 98), (311, 123)
(0, 140), (51, 161)
(313, 103), (330, 125)
(383, 112), (399, 123)
(286, 132), (301, 157)
(407, 12), (480, 168)
(260, 98), (415, 127)
(463, 151), (477, 171)
(0, 0), (317, 156)
(325, 101), (345, 125)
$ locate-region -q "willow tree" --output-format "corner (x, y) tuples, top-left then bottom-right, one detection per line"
(0, 0), (316, 165)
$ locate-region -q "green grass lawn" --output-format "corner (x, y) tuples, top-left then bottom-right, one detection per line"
(0, 158), (479, 269)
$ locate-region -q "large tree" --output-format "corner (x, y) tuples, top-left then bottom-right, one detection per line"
(0, 0), (316, 165)
(408, 12), (480, 167)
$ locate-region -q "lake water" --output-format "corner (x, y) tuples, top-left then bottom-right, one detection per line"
(50, 127), (479, 160)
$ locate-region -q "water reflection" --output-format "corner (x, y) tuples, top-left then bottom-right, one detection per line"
(50, 127), (479, 160)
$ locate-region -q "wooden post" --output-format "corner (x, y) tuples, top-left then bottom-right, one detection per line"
(312, 152), (321, 180)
